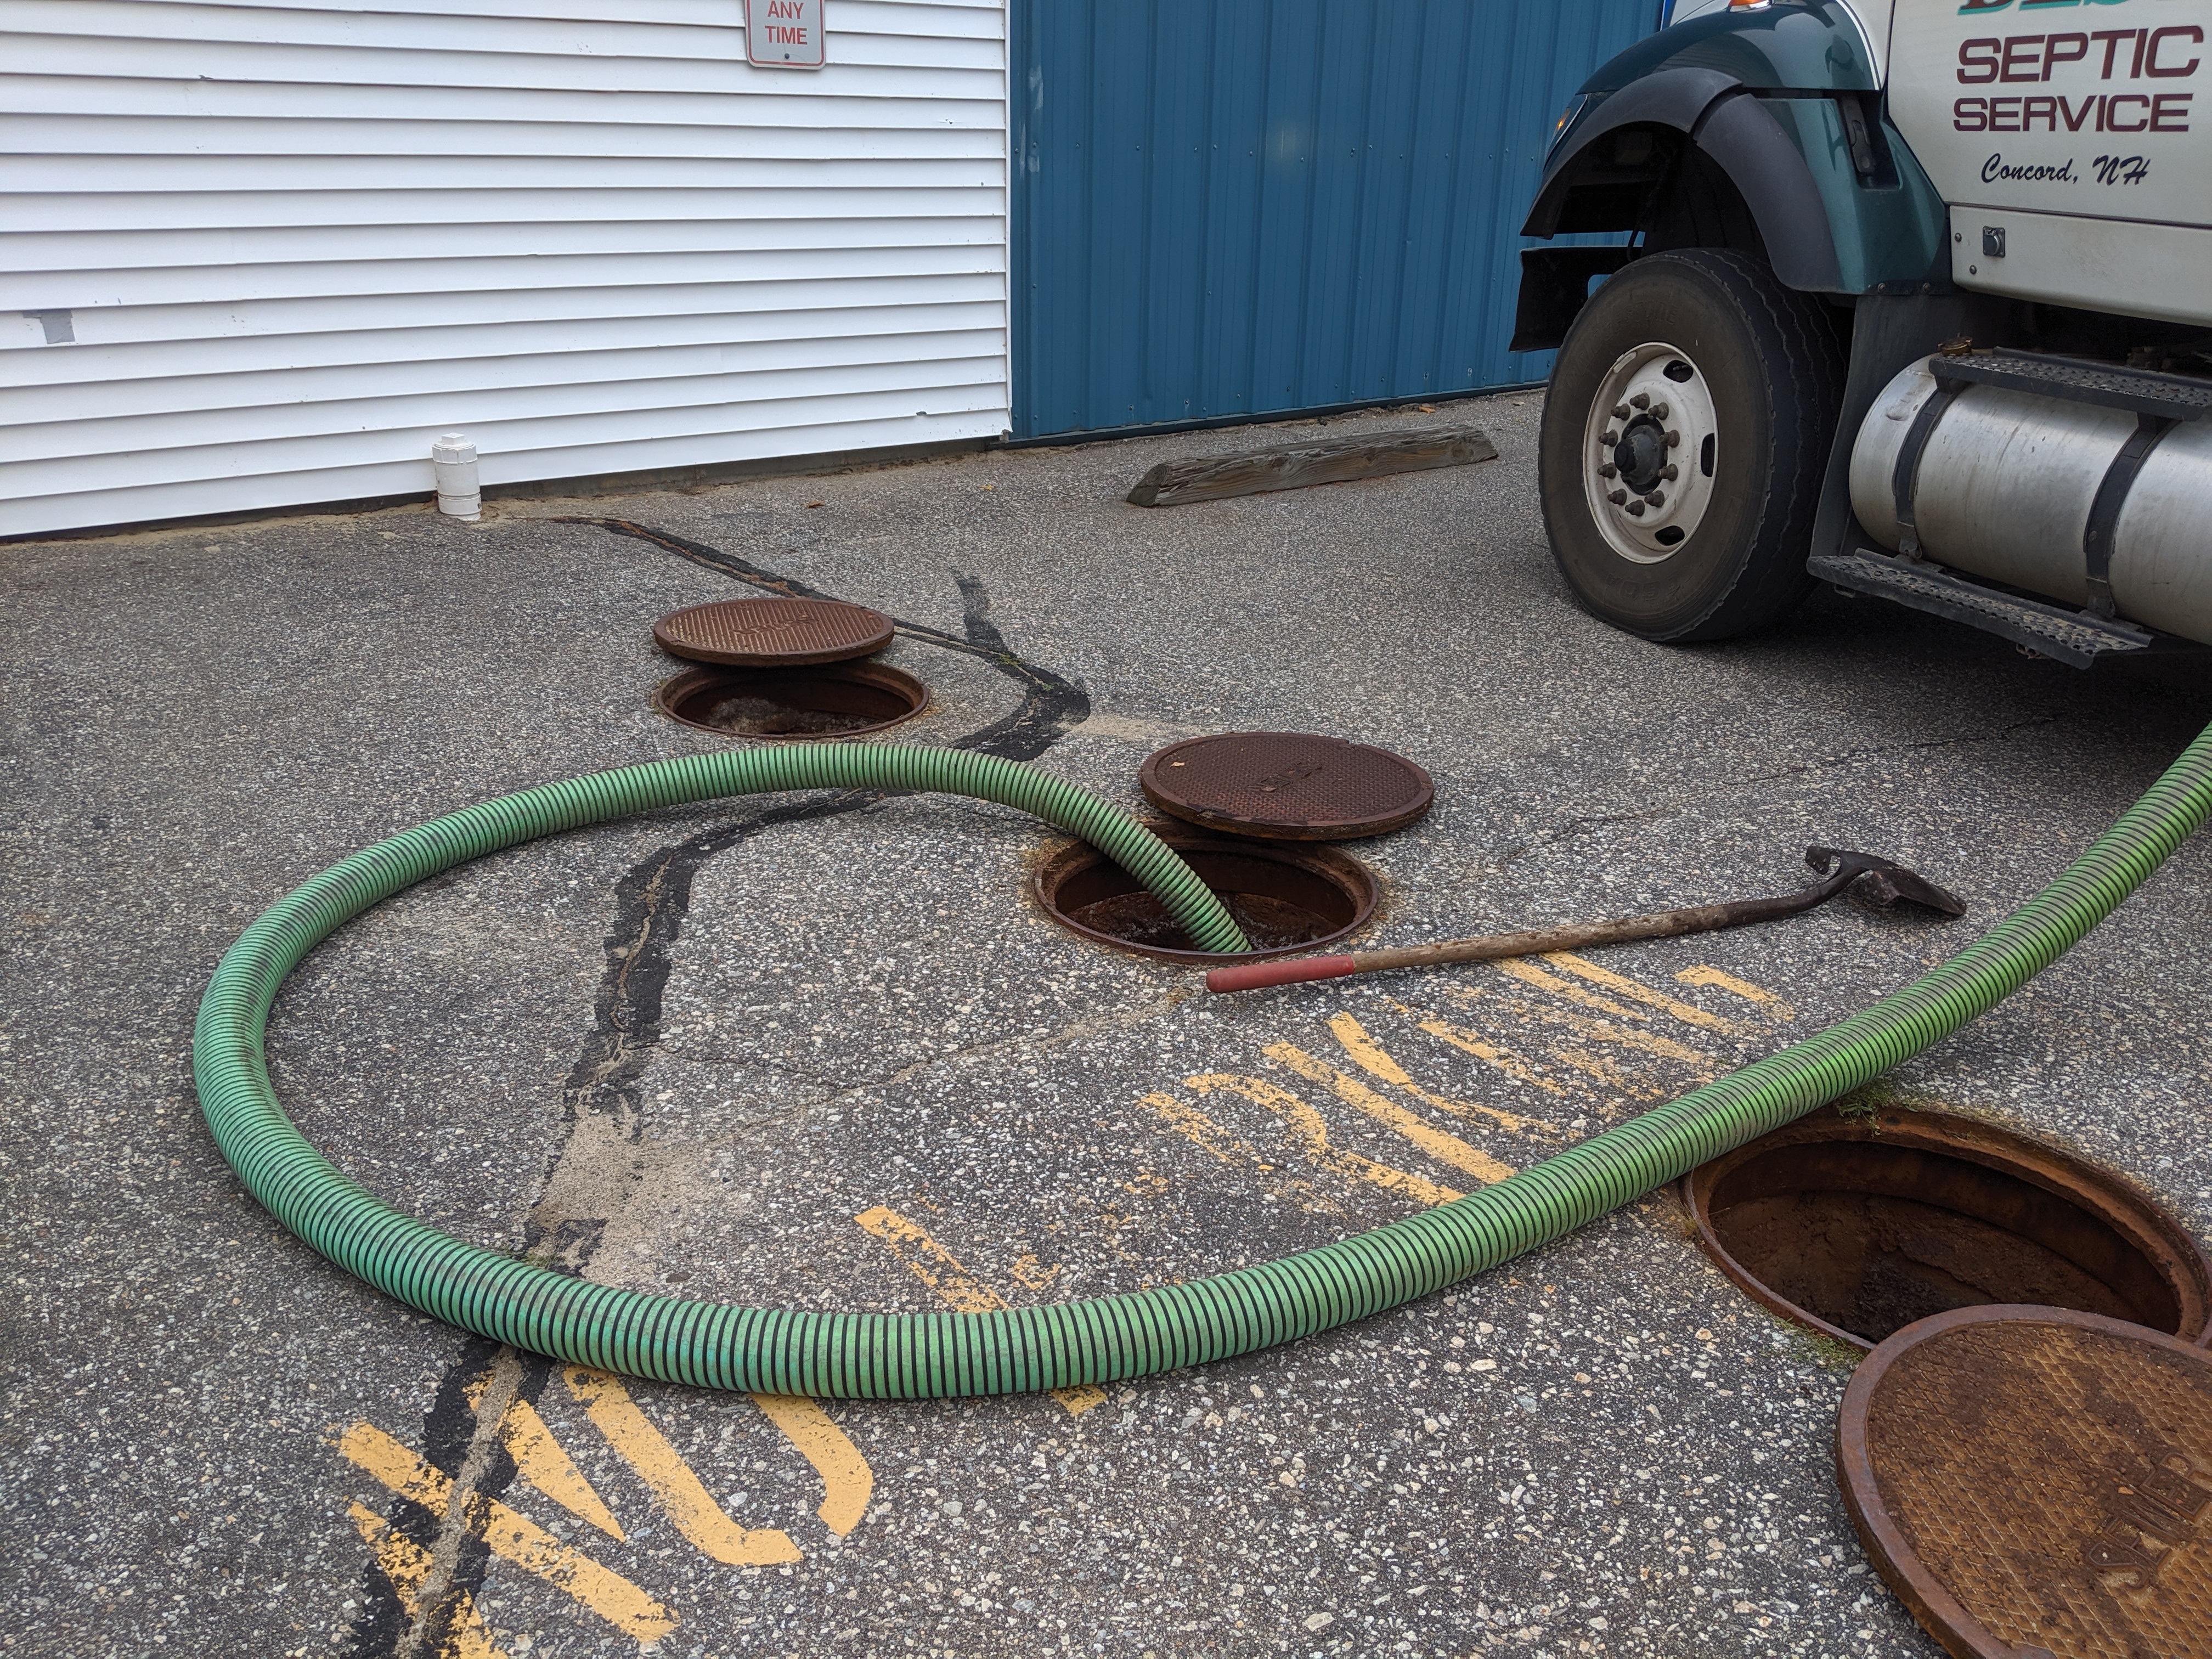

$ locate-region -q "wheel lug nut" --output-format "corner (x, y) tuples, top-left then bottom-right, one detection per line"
(1659, 464), (1679, 481)
(1611, 404), (1631, 420)
(1644, 491), (1664, 507)
(1629, 393), (1650, 410)
(1601, 430), (1620, 447)
(1598, 462), (1617, 479)
(1607, 489), (1628, 505)
(1650, 401), (1669, 420)
(1664, 430), (1681, 447)
(1626, 501), (1646, 517)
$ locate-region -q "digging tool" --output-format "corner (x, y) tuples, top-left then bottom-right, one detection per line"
(1204, 845), (1967, 994)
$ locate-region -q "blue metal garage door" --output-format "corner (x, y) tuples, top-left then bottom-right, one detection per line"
(1008, 0), (1663, 439)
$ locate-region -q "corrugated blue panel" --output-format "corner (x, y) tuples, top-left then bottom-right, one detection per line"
(1009, 0), (1663, 438)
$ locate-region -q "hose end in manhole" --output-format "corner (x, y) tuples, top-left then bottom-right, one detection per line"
(1033, 825), (1379, 962)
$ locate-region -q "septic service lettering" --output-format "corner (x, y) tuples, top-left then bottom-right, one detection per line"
(1955, 27), (2200, 83)
(1954, 25), (2197, 131)
(1954, 93), (2190, 131)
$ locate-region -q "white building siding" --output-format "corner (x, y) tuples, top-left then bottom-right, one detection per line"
(2, 0), (1008, 537)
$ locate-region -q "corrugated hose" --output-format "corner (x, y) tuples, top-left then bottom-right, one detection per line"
(193, 731), (2212, 1396)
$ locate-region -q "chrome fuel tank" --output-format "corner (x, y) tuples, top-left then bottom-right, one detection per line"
(1849, 360), (2212, 646)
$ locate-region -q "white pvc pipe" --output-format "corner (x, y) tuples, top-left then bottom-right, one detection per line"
(431, 433), (481, 521)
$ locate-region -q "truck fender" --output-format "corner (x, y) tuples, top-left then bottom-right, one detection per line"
(1516, 69), (1846, 352)
(1521, 66), (1739, 242)
(1688, 95), (1844, 293)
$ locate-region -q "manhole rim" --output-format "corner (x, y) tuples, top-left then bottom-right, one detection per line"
(1680, 1104), (2212, 1352)
(1138, 731), (1436, 841)
(1835, 1304), (2212, 1659)
(651, 660), (930, 742)
(652, 596), (896, 667)
(1031, 823), (1381, 963)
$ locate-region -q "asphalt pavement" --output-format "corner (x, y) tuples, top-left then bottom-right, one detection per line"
(4, 391), (2209, 1659)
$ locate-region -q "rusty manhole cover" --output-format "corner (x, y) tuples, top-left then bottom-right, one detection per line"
(1682, 1105), (2212, 1352)
(653, 597), (894, 666)
(653, 661), (927, 740)
(1138, 732), (1434, 840)
(1838, 1306), (2212, 1659)
(1032, 826), (1378, 963)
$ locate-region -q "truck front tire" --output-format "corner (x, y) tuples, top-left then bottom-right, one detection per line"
(1538, 249), (1844, 642)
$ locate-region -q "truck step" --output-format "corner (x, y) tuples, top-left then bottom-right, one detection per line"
(1809, 548), (2154, 670)
(1932, 350), (2212, 422)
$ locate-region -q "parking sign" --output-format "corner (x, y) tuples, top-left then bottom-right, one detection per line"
(745, 0), (824, 70)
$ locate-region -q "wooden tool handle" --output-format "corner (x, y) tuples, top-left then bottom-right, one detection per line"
(1348, 905), (1747, 973)
(1203, 902), (1764, 994)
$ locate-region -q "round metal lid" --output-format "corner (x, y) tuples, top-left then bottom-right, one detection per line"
(652, 597), (894, 667)
(1138, 732), (1434, 841)
(1837, 1305), (2212, 1659)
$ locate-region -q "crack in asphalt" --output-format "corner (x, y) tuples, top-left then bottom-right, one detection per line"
(393, 1348), (528, 1659)
(346, 518), (1090, 1657)
(1481, 716), (2064, 876)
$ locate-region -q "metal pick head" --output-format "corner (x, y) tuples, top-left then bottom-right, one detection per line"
(1804, 846), (1969, 917)
(1861, 865), (1970, 917)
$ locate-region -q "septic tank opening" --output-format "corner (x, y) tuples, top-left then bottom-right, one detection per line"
(1683, 1105), (2212, 1350)
(653, 661), (927, 740)
(1032, 827), (1378, 963)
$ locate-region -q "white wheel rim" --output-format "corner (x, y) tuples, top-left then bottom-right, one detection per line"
(1578, 342), (1719, 565)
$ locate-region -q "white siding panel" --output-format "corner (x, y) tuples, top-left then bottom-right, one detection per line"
(0, 239), (1004, 314)
(1, 0), (1008, 535)
(11, 331), (1010, 455)
(11, 185), (997, 234)
(3, 215), (1007, 281)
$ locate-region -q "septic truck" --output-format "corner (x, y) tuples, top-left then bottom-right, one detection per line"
(1514, 0), (2210, 668)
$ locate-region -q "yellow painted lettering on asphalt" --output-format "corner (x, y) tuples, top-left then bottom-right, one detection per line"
(1542, 1042), (1673, 1101)
(562, 1369), (803, 1567)
(464, 1375), (624, 1542)
(855, 1204), (1005, 1313)
(1449, 978), (1709, 1064)
(1393, 1006), (1571, 1100)
(1265, 1043), (1515, 1185)
(1543, 952), (1748, 1035)
(335, 1421), (680, 1645)
(747, 1395), (872, 1537)
(1138, 1091), (1247, 1163)
(1185, 1074), (1463, 1207)
(1139, 1091), (1345, 1215)
(1676, 964), (1795, 1021)
(1491, 957), (1656, 1023)
(854, 1206), (1107, 1417)
(1327, 1012), (1547, 1132)
(346, 1502), (510, 1659)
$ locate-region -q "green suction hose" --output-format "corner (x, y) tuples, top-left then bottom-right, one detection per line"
(194, 726), (2212, 1397)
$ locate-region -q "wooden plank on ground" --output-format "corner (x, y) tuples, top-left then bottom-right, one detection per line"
(1125, 424), (1498, 507)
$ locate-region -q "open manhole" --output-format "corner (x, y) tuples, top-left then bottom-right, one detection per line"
(653, 662), (928, 740)
(1033, 826), (1379, 963)
(1683, 1104), (2212, 1351)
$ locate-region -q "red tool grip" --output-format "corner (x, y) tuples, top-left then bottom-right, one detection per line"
(1204, 954), (1359, 994)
